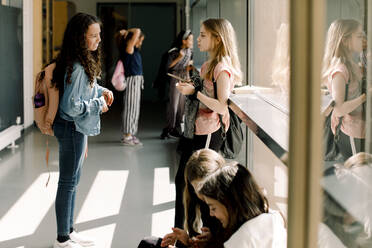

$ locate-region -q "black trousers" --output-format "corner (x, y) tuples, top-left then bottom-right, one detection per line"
(336, 130), (364, 160)
(138, 236), (189, 248)
(138, 237), (162, 248)
(174, 128), (224, 228)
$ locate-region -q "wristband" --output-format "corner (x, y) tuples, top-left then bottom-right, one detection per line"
(190, 85), (201, 101)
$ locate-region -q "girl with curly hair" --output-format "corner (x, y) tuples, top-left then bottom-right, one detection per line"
(51, 13), (113, 248)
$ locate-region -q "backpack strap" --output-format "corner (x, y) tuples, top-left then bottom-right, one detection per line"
(212, 79), (227, 137)
(334, 80), (349, 141)
(45, 137), (51, 187)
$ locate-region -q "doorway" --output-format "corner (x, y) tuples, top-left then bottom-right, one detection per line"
(98, 3), (177, 102)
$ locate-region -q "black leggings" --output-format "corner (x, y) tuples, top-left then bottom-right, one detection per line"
(174, 128), (224, 228)
(336, 130), (364, 160)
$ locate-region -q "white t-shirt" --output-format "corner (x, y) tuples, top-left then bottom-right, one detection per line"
(224, 211), (287, 248)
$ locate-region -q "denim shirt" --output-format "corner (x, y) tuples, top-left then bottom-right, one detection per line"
(59, 63), (106, 136)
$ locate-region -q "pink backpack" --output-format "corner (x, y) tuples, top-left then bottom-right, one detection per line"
(111, 60), (126, 91)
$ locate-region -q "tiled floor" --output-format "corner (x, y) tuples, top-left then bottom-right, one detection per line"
(0, 102), (180, 248)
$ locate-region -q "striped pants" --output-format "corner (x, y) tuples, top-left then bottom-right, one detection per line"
(122, 75), (144, 135)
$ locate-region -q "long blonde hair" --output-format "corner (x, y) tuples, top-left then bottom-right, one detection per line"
(271, 23), (290, 94)
(183, 149), (227, 236)
(322, 19), (362, 86)
(201, 18), (242, 85)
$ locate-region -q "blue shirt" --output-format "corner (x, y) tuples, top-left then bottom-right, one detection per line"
(59, 63), (106, 136)
(123, 47), (143, 77)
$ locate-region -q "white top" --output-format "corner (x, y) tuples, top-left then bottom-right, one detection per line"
(224, 211), (287, 248)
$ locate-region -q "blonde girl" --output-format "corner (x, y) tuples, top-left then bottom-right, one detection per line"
(160, 149), (225, 248)
(174, 18), (242, 228)
(322, 19), (366, 159)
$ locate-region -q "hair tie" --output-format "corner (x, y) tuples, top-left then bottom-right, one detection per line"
(182, 29), (192, 40)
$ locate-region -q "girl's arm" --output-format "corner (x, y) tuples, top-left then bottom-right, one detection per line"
(96, 84), (114, 106)
(96, 84), (106, 97)
(125, 28), (141, 54)
(169, 49), (185, 69)
(197, 71), (230, 114)
(332, 73), (366, 117)
(62, 65), (106, 118)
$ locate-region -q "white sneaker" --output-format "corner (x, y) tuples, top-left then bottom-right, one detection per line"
(70, 231), (95, 247)
(54, 239), (83, 248)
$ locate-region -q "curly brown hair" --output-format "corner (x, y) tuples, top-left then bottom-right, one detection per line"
(52, 12), (102, 90)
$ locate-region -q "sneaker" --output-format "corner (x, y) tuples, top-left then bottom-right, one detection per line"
(70, 231), (95, 247)
(54, 239), (83, 248)
(121, 136), (136, 146)
(131, 136), (143, 146)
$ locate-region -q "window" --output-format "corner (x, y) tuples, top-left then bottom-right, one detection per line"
(320, 1), (372, 247)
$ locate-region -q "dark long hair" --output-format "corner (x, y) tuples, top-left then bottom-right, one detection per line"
(199, 164), (269, 242)
(170, 29), (192, 49)
(52, 12), (102, 90)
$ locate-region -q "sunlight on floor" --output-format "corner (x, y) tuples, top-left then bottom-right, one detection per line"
(0, 167), (176, 245)
(76, 170), (129, 224)
(0, 172), (59, 242)
(79, 223), (116, 248)
(151, 208), (175, 238)
(153, 168), (175, 205)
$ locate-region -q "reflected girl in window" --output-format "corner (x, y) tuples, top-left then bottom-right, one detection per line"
(322, 19), (366, 160)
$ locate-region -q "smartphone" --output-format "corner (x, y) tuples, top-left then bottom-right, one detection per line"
(167, 73), (189, 83)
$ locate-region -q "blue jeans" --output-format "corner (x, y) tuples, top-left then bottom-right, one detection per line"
(53, 115), (87, 236)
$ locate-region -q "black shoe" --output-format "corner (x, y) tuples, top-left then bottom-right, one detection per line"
(160, 129), (170, 139)
(168, 129), (181, 138)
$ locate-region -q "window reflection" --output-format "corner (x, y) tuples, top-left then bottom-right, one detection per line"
(271, 23), (290, 96)
(321, 1), (372, 247)
(322, 19), (366, 162)
(322, 153), (372, 247)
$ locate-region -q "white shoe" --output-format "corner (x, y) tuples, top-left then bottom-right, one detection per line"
(54, 239), (83, 248)
(70, 231), (95, 247)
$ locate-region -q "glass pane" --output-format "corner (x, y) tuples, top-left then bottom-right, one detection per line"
(321, 0), (372, 247)
(247, 0), (290, 223)
(190, 0), (208, 68)
(243, 0), (290, 156)
(251, 0), (290, 109)
(0, 2), (23, 132)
